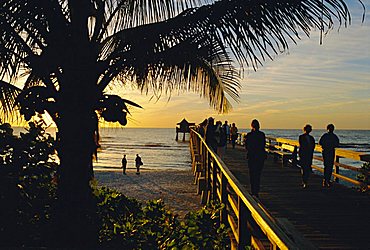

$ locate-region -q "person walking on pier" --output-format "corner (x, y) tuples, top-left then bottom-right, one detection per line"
(319, 124), (340, 187)
(135, 154), (143, 175)
(230, 123), (238, 149)
(216, 121), (227, 159)
(245, 119), (266, 198)
(223, 121), (230, 145)
(205, 117), (217, 153)
(121, 154), (127, 175)
(198, 119), (208, 137)
(298, 124), (315, 189)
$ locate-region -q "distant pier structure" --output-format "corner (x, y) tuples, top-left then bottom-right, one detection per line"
(176, 118), (195, 141)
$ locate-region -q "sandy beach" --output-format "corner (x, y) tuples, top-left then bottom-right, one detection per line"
(94, 168), (202, 218)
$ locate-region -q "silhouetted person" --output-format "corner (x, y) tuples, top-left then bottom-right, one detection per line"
(216, 121), (227, 159)
(205, 117), (217, 153)
(135, 154), (143, 175)
(121, 155), (127, 175)
(319, 124), (339, 187)
(230, 123), (238, 149)
(214, 121), (222, 149)
(298, 124), (315, 188)
(223, 121), (230, 145)
(198, 119), (208, 137)
(245, 119), (266, 198)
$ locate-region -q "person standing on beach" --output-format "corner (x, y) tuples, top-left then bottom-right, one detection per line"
(319, 124), (339, 187)
(245, 119), (266, 198)
(230, 123), (238, 149)
(298, 125), (315, 189)
(135, 154), (143, 175)
(121, 155), (127, 175)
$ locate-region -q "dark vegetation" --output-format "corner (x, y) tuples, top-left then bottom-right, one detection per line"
(0, 122), (229, 249)
(357, 162), (370, 192)
(0, 121), (57, 246)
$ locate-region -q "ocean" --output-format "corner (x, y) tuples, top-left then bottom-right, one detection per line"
(12, 127), (370, 171)
(95, 128), (369, 171)
(94, 128), (191, 171)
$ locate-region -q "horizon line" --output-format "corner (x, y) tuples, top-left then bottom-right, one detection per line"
(10, 125), (369, 130)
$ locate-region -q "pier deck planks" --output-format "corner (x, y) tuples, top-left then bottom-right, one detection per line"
(223, 145), (370, 249)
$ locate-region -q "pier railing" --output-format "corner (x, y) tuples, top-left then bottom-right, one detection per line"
(190, 129), (300, 250)
(237, 133), (370, 190)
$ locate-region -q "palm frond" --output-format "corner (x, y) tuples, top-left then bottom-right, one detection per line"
(0, 0), (50, 81)
(0, 0), (71, 85)
(121, 98), (143, 109)
(94, 0), (210, 41)
(100, 0), (351, 68)
(98, 0), (353, 113)
(0, 79), (22, 121)
(99, 31), (240, 112)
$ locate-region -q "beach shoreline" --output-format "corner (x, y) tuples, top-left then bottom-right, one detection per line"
(94, 169), (202, 218)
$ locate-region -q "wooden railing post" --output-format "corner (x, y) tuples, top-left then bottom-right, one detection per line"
(335, 155), (340, 183)
(220, 172), (228, 225)
(199, 143), (207, 204)
(197, 135), (201, 172)
(206, 151), (212, 200)
(196, 134), (200, 154)
(238, 197), (251, 249)
(201, 143), (206, 174)
(212, 158), (217, 201)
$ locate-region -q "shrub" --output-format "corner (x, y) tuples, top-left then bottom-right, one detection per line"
(0, 122), (58, 247)
(161, 202), (230, 249)
(0, 122), (230, 249)
(96, 188), (230, 249)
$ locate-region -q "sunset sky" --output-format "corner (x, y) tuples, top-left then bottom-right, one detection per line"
(10, 2), (368, 130)
(115, 2), (370, 129)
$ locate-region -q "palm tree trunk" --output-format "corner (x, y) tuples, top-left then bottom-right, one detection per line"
(54, 102), (98, 247)
(57, 111), (95, 199)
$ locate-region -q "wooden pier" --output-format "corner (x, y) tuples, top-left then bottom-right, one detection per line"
(189, 129), (370, 249)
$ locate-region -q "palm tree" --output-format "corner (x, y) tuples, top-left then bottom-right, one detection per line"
(0, 0), (359, 246)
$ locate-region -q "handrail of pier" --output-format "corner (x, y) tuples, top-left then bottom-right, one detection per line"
(266, 136), (370, 162)
(190, 129), (301, 250)
(263, 136), (370, 189)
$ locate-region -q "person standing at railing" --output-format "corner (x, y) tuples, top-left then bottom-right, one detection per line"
(222, 121), (230, 145)
(245, 119), (266, 198)
(230, 123), (238, 149)
(319, 124), (340, 188)
(216, 121), (227, 159)
(298, 124), (315, 189)
(205, 117), (218, 153)
(197, 119), (208, 138)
